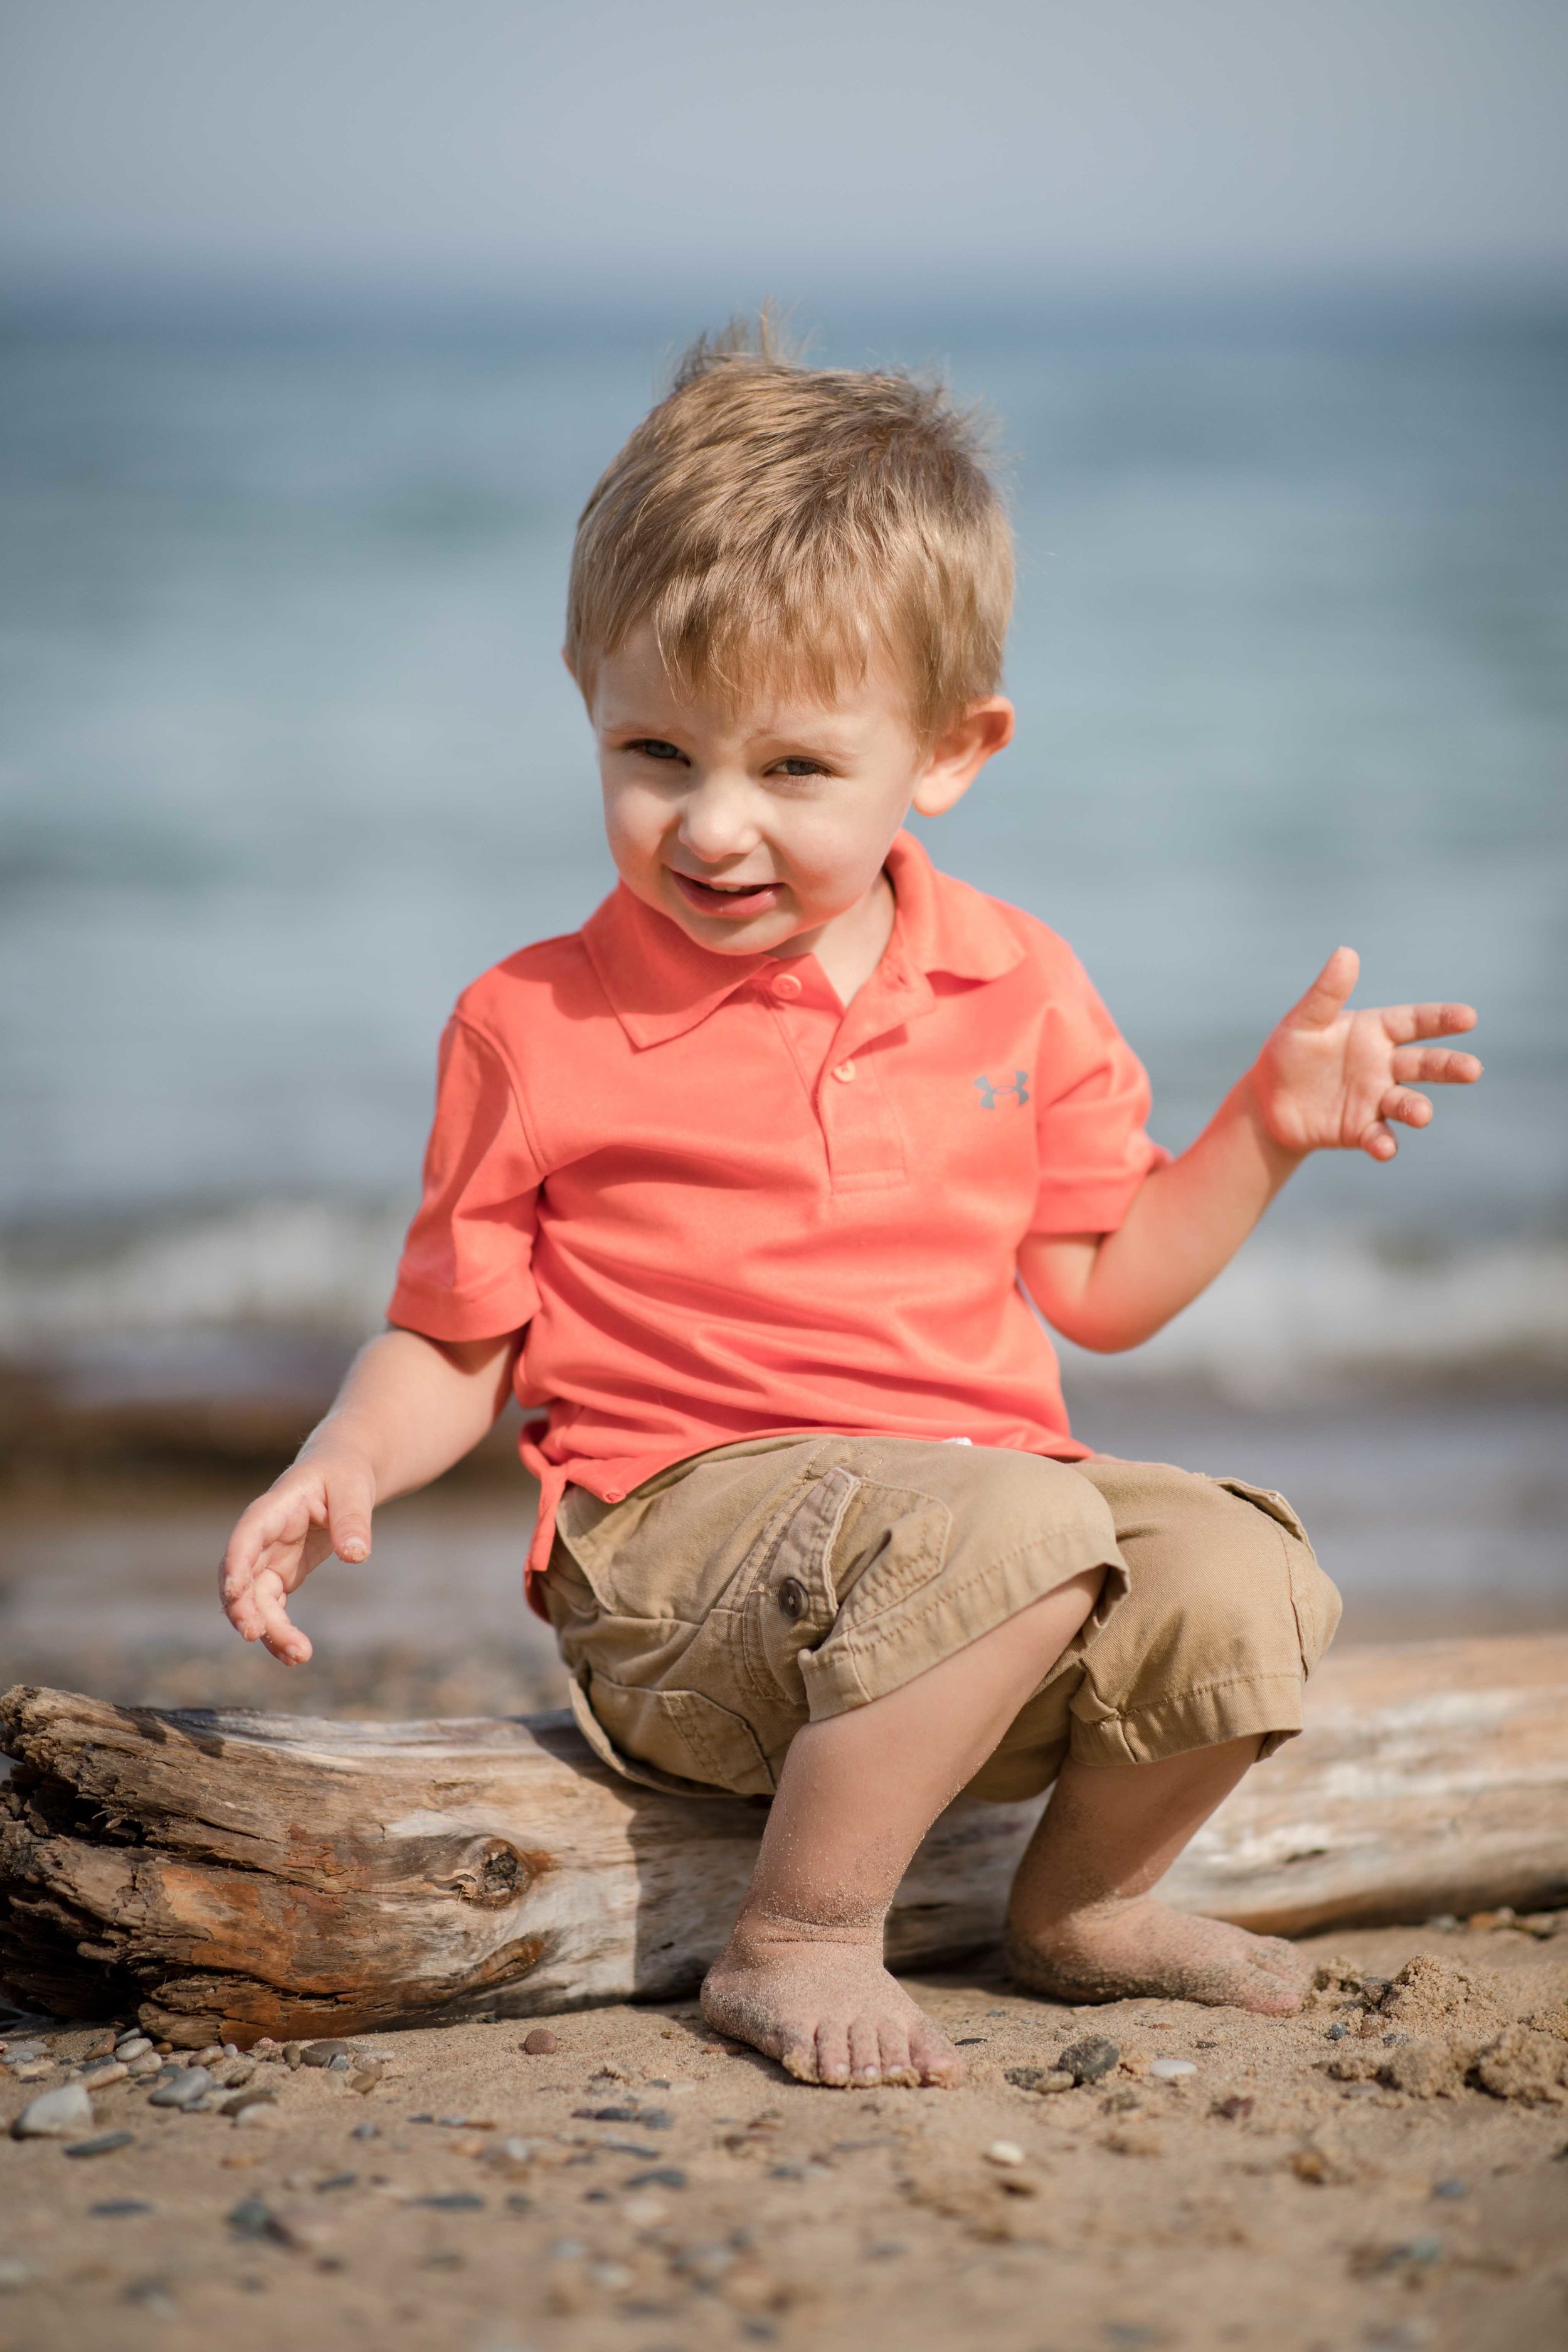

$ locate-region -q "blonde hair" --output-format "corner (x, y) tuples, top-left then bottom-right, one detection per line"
(565, 316), (1013, 741)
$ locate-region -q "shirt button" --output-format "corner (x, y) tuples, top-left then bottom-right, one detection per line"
(830, 1059), (856, 1083)
(771, 972), (803, 1000)
(777, 1577), (807, 1621)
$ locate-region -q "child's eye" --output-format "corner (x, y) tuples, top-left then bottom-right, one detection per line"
(625, 738), (686, 763)
(770, 757), (829, 778)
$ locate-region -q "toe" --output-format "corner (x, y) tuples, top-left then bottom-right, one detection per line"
(909, 2018), (964, 2088)
(815, 2018), (852, 2088)
(778, 2025), (822, 2084)
(847, 2016), (882, 2087)
(877, 2018), (918, 2089)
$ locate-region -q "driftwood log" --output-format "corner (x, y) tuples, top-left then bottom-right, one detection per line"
(3, 1635), (1566, 2047)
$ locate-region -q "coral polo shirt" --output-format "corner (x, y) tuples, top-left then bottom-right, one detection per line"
(388, 831), (1166, 1611)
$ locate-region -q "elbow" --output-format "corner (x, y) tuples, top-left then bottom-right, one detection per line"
(1051, 1311), (1161, 1355)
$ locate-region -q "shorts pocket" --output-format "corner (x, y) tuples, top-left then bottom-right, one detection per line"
(569, 1670), (775, 1799)
(1205, 1473), (1342, 1676)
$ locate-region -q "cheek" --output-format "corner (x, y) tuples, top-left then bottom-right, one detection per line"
(600, 785), (664, 869)
(781, 806), (901, 902)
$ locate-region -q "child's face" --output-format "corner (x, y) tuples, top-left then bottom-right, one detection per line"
(586, 623), (1011, 961)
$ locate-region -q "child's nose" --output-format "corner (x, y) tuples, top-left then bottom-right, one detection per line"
(676, 778), (761, 861)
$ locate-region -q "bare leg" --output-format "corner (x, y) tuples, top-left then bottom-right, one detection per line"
(701, 1567), (1104, 2089)
(1005, 1737), (1310, 2015)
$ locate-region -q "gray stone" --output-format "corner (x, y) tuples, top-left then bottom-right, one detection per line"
(1004, 2065), (1074, 2095)
(11, 2082), (93, 2138)
(65, 2131), (135, 2158)
(300, 2040), (354, 2069)
(1059, 2036), (1120, 2085)
(228, 2195), (280, 2241)
(221, 2087), (278, 2117)
(114, 2035), (152, 2061)
(81, 2060), (129, 2089)
(148, 2065), (214, 2110)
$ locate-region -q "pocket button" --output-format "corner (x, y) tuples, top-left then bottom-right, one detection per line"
(776, 1577), (807, 1621)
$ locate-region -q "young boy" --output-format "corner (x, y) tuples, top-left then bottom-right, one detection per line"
(220, 328), (1481, 2092)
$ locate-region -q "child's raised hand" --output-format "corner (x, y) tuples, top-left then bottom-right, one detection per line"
(1251, 946), (1481, 1162)
(218, 1446), (375, 1666)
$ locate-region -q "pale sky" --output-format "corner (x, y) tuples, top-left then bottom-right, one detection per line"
(2, 0), (1565, 289)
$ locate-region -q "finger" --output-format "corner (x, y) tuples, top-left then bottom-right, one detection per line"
(1360, 1118), (1399, 1161)
(1380, 1000), (1478, 1045)
(326, 1471), (376, 1567)
(1286, 945), (1359, 1031)
(1382, 1086), (1433, 1128)
(220, 1492), (309, 1610)
(253, 1573), (312, 1666)
(1389, 1046), (1483, 1086)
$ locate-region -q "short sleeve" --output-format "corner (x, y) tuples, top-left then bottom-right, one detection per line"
(387, 1015), (544, 1340)
(1027, 957), (1170, 1237)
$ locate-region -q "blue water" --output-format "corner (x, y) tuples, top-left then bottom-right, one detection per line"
(1, 289), (1564, 1382)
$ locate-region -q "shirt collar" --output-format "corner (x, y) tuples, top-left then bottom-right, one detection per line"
(581, 830), (1025, 1051)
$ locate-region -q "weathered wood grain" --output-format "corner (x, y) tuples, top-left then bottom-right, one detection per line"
(3, 1636), (1565, 2044)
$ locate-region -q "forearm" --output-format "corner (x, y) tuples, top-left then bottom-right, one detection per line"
(1022, 1074), (1303, 1351)
(300, 1325), (519, 1500)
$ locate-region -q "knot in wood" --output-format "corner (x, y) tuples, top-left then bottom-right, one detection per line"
(442, 1837), (531, 1909)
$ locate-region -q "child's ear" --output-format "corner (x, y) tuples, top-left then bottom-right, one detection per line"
(911, 697), (1014, 818)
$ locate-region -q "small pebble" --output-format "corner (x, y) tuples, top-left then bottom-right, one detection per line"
(622, 2193), (669, 2227)
(1326, 2022), (1349, 2041)
(12, 2083), (94, 2139)
(1432, 2177), (1469, 2200)
(234, 2101), (285, 2131)
(1058, 2036), (1120, 2085)
(327, 2053), (352, 2073)
(627, 2166), (687, 2190)
(228, 2195), (279, 2241)
(90, 2199), (152, 2217)
(81, 2060), (129, 2090)
(114, 2035), (151, 2061)
(283, 2043), (305, 2070)
(411, 2192), (485, 2211)
(351, 2121), (380, 2141)
(1148, 2057), (1197, 2081)
(522, 2028), (559, 2055)
(984, 2140), (1026, 2168)
(221, 2087), (277, 2118)
(125, 2053), (162, 2080)
(301, 2040), (355, 2069)
(149, 2065), (214, 2111)
(65, 2131), (135, 2158)
(1213, 2095), (1254, 2122)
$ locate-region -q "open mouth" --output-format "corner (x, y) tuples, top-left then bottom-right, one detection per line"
(669, 869), (782, 920)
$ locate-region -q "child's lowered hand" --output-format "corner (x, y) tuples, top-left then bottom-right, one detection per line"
(219, 1443), (375, 1665)
(1250, 945), (1481, 1162)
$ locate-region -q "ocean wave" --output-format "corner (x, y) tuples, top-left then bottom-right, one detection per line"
(1, 1198), (1564, 1401)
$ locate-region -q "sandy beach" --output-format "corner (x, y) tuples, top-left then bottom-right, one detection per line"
(3, 1924), (1568, 2352)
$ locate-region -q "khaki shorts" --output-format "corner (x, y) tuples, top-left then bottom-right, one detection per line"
(545, 1434), (1342, 1804)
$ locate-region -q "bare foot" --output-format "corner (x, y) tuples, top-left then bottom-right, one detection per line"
(701, 1931), (965, 2088)
(1006, 1894), (1311, 2016)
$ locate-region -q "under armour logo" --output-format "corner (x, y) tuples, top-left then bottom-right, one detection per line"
(974, 1070), (1029, 1109)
